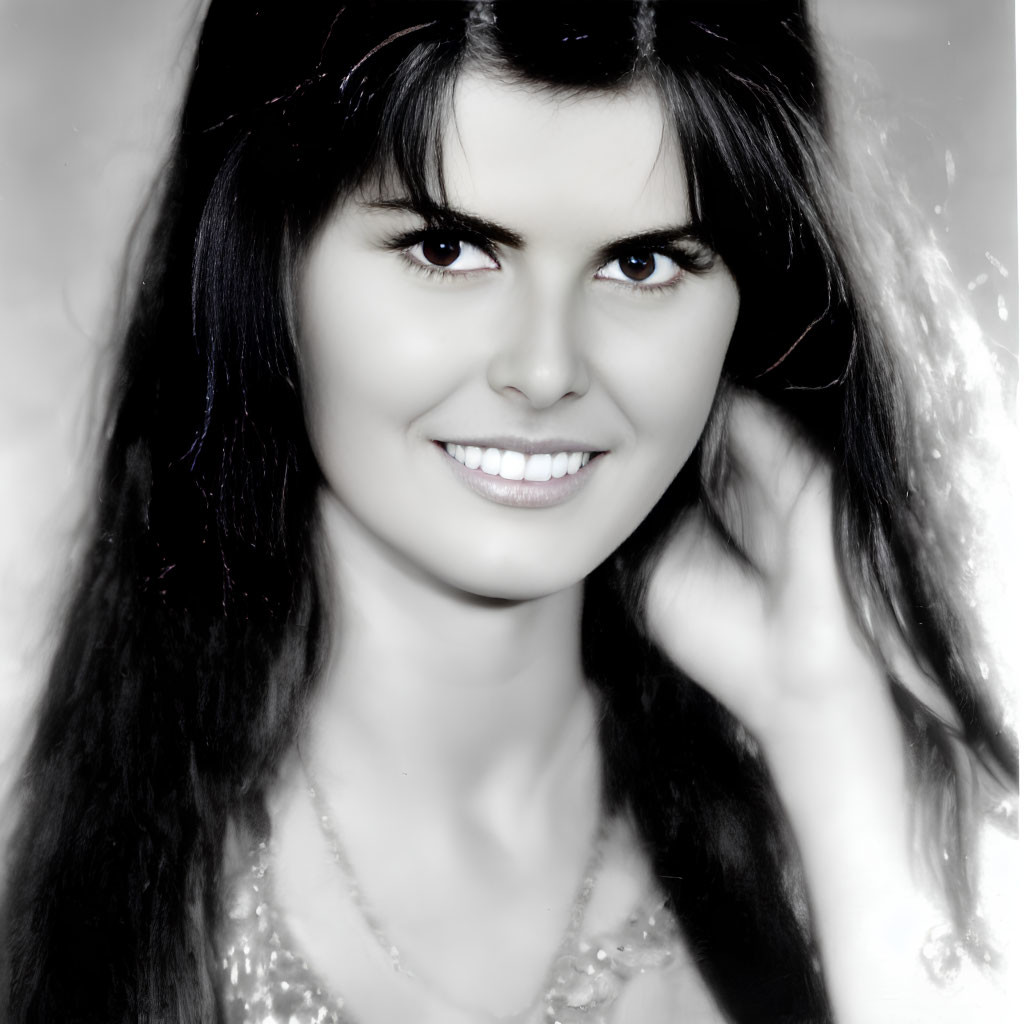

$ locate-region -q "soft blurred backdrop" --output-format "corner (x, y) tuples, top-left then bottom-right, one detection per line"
(0, 0), (1017, 861)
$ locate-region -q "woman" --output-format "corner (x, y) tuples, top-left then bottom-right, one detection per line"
(2, 2), (1016, 1022)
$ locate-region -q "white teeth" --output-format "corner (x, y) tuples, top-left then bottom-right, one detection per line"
(524, 453), (552, 481)
(481, 447), (502, 475)
(444, 443), (595, 482)
(499, 450), (526, 480)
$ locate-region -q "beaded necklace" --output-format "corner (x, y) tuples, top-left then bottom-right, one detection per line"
(304, 767), (609, 1023)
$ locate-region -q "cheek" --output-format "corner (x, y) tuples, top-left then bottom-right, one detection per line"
(598, 279), (739, 459)
(298, 315), (439, 446)
(298, 260), (502, 429)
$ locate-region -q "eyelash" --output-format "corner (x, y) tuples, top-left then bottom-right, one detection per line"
(598, 247), (716, 295)
(385, 230), (715, 293)
(392, 233), (499, 282)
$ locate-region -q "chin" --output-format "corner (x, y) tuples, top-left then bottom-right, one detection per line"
(443, 567), (585, 604)
(432, 548), (597, 603)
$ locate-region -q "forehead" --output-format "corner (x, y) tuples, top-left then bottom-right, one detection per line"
(440, 71), (690, 236)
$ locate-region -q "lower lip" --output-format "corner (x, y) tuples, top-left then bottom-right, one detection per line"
(436, 444), (603, 508)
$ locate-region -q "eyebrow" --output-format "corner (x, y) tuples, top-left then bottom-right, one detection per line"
(362, 197), (526, 248)
(593, 226), (711, 264)
(362, 197), (709, 257)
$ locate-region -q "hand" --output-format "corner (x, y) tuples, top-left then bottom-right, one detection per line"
(645, 391), (1002, 1024)
(644, 389), (888, 754)
(645, 391), (917, 1021)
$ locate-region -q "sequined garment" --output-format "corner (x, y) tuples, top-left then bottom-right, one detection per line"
(218, 841), (691, 1024)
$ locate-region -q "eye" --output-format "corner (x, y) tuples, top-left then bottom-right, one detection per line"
(595, 251), (684, 288)
(404, 236), (498, 274)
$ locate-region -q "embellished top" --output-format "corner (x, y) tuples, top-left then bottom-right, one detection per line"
(217, 840), (702, 1024)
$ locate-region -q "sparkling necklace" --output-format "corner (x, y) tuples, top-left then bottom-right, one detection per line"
(303, 766), (608, 1023)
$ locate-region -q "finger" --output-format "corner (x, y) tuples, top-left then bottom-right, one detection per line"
(718, 396), (871, 694)
(776, 460), (838, 598)
(724, 391), (822, 523)
(646, 505), (770, 724)
(734, 405), (961, 727)
(709, 391), (823, 578)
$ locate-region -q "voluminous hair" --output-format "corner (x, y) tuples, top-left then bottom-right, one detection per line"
(4, 3), (1016, 1022)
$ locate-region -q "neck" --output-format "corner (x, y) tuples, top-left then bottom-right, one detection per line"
(304, 498), (598, 827)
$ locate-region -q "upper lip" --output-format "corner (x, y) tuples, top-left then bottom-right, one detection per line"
(434, 436), (609, 455)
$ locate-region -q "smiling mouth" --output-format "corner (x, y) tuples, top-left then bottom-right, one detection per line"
(440, 443), (598, 482)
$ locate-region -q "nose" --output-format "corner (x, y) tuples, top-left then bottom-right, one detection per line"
(486, 289), (589, 409)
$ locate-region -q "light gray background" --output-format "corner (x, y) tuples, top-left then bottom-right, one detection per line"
(0, 1), (1017, 880)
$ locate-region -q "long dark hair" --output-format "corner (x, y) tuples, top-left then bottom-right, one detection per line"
(4, 3), (1016, 1022)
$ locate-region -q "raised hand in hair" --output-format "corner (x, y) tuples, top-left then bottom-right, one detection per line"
(645, 390), (888, 751)
(645, 390), (973, 1024)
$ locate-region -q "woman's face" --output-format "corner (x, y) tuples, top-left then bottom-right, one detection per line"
(298, 72), (740, 600)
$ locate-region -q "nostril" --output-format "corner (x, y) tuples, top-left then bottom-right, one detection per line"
(501, 383), (584, 408)
(486, 316), (589, 408)
(494, 361), (589, 408)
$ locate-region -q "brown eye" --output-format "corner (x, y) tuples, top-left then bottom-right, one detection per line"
(618, 253), (656, 281)
(595, 250), (686, 290)
(421, 238), (462, 267)
(402, 237), (499, 276)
